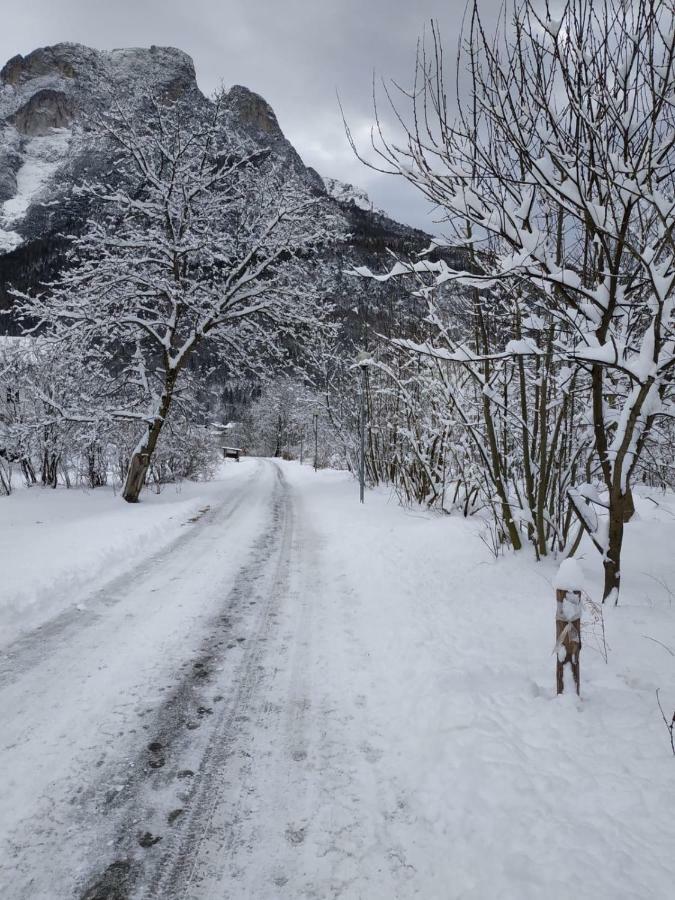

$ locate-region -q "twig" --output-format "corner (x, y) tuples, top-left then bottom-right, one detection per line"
(641, 572), (674, 607)
(655, 689), (675, 757)
(642, 635), (675, 657)
(581, 591), (608, 664)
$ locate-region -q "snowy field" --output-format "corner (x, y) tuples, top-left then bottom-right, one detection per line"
(1, 459), (674, 899)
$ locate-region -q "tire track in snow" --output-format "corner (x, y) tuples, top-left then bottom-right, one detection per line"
(0, 462), (258, 690)
(1, 459), (270, 899)
(76, 461), (295, 900)
(150, 462), (295, 900)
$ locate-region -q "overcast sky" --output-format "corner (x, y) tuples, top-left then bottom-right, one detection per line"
(0, 0), (500, 231)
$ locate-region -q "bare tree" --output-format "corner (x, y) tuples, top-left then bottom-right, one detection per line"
(15, 93), (339, 501)
(349, 0), (675, 601)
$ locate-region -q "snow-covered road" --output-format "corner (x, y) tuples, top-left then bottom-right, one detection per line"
(2, 459), (674, 899)
(1, 459), (427, 899)
(2, 460), (308, 897)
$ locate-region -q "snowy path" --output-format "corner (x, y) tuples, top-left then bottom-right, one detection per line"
(0, 459), (292, 898)
(1, 459), (674, 899)
(1, 459), (422, 899)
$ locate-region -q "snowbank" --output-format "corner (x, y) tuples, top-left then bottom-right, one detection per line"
(0, 463), (250, 647)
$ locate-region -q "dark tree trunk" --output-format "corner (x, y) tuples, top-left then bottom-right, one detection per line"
(87, 443), (106, 488)
(123, 418), (164, 503)
(42, 450), (59, 488)
(122, 375), (177, 502)
(21, 457), (36, 484)
(273, 414), (282, 458)
(603, 486), (631, 604)
(123, 451), (150, 503)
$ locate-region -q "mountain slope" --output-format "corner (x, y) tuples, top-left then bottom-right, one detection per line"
(0, 43), (440, 341)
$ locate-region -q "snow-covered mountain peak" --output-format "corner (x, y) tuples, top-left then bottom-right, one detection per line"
(322, 176), (384, 215)
(0, 44), (206, 256)
(0, 43), (200, 130)
(0, 43), (327, 260)
(0, 43), (196, 93)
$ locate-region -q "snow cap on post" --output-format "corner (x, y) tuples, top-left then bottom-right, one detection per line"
(554, 558), (585, 593)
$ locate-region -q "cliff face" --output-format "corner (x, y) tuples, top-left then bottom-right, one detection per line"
(0, 43), (437, 335)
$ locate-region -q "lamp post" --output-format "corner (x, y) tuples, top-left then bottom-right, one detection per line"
(313, 412), (318, 472)
(359, 371), (366, 503)
(355, 350), (371, 504)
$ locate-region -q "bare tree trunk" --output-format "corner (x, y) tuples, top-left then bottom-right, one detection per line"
(123, 420), (163, 503)
(21, 457), (36, 484)
(122, 374), (176, 503)
(42, 449), (59, 488)
(603, 487), (630, 604)
(87, 442), (106, 488)
(274, 414), (283, 458)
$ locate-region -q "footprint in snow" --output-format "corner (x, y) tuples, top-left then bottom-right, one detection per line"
(147, 741), (165, 769)
(360, 741), (383, 763)
(137, 831), (162, 848)
(285, 825), (306, 845)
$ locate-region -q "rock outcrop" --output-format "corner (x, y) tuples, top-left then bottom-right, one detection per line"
(9, 89), (74, 135)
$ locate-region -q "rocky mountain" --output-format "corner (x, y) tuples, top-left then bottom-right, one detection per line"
(0, 43), (442, 340)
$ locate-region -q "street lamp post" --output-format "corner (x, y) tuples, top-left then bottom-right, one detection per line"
(354, 350), (371, 504)
(359, 367), (366, 504)
(313, 412), (318, 472)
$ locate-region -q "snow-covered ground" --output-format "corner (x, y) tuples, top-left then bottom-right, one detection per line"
(1, 459), (674, 899)
(0, 465), (246, 647)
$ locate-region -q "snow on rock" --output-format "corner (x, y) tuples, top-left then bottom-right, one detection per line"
(0, 127), (71, 253)
(3, 128), (70, 220)
(105, 45), (195, 82)
(0, 225), (21, 253)
(322, 175), (384, 214)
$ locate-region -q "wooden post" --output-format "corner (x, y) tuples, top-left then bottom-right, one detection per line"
(556, 589), (581, 695)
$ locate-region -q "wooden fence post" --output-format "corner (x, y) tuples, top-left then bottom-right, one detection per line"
(556, 588), (581, 695)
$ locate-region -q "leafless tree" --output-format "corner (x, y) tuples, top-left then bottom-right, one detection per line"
(15, 92), (339, 501)
(348, 0), (675, 601)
